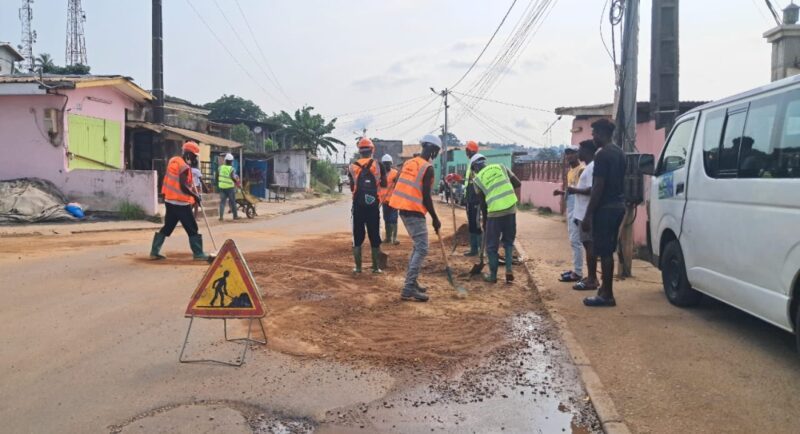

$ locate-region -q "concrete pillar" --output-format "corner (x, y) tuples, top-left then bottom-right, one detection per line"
(764, 3), (800, 82)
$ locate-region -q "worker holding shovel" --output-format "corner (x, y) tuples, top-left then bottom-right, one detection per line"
(388, 134), (442, 302)
(470, 154), (521, 284)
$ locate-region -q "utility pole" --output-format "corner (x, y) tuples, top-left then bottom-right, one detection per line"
(152, 0), (165, 124)
(614, 0), (639, 277)
(66, 0), (88, 66)
(19, 0), (36, 72)
(431, 87), (450, 180)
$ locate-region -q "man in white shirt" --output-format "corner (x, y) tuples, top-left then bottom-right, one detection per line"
(568, 140), (598, 291)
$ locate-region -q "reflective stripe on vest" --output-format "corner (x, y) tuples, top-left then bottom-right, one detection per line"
(474, 164), (517, 213)
(162, 156), (195, 205)
(388, 157), (430, 214)
(218, 165), (235, 189)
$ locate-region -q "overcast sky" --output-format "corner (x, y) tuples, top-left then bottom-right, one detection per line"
(0, 0), (786, 159)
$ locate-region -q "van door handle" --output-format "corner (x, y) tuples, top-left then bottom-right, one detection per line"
(676, 182), (685, 195)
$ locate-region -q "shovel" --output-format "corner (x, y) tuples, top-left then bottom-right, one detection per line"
(468, 231), (487, 277)
(436, 231), (467, 296)
(198, 203), (218, 262)
(449, 185), (459, 254)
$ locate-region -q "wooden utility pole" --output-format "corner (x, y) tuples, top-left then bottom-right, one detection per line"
(152, 0), (165, 124)
(614, 0), (640, 277)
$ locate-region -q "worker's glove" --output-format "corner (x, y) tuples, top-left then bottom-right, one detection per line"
(432, 217), (441, 234)
(195, 196), (202, 206)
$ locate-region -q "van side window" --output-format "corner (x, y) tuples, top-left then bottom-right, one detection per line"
(740, 96), (779, 178)
(777, 94), (800, 178)
(718, 109), (747, 177)
(657, 119), (695, 174)
(702, 110), (725, 177)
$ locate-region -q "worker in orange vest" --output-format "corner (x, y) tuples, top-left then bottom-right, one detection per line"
(388, 134), (442, 302)
(379, 154), (400, 245)
(149, 141), (211, 261)
(348, 138), (387, 273)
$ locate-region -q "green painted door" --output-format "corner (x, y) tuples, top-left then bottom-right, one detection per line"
(67, 114), (121, 170)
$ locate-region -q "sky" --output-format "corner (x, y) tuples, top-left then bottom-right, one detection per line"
(0, 0), (787, 160)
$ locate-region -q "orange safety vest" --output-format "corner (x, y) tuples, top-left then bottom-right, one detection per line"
(388, 157), (431, 214)
(379, 168), (399, 204)
(162, 156), (195, 205)
(349, 158), (381, 196)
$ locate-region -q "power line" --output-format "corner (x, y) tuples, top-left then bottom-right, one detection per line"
(451, 90), (553, 114)
(371, 96), (441, 131)
(184, 0), (279, 103)
(233, 0), (293, 104)
(449, 0), (519, 90)
(452, 93), (546, 146)
(334, 94), (430, 119)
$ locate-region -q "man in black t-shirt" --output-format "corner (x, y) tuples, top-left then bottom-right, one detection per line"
(581, 118), (626, 307)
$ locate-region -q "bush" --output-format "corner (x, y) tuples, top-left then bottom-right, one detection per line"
(518, 201), (534, 211)
(118, 201), (146, 220)
(311, 159), (340, 191)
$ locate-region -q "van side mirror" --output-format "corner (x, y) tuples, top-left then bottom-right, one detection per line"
(638, 154), (655, 176)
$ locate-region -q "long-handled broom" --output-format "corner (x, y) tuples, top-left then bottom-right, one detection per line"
(436, 231), (467, 296)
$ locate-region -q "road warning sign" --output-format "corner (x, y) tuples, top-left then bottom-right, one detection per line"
(185, 239), (265, 319)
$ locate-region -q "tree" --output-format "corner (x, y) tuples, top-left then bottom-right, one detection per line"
(274, 106), (345, 155)
(205, 95), (266, 122)
(231, 123), (256, 150)
(535, 147), (561, 161)
(33, 53), (90, 75)
(439, 131), (462, 148)
(35, 53), (56, 73)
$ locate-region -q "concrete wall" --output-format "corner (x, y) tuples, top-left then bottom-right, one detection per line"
(519, 180), (562, 212)
(61, 169), (158, 215)
(273, 150), (309, 191)
(0, 94), (68, 179)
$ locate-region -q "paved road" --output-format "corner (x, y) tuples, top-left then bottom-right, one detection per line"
(0, 201), (597, 433)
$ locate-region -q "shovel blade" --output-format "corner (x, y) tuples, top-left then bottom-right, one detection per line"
(468, 262), (485, 277)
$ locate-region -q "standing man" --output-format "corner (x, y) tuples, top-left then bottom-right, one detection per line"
(471, 154), (522, 284)
(553, 147), (584, 282)
(217, 153), (240, 221)
(379, 154), (400, 245)
(349, 138), (387, 274)
(149, 141), (211, 261)
(389, 134), (442, 302)
(569, 140), (599, 291)
(463, 140), (482, 257)
(581, 119), (626, 307)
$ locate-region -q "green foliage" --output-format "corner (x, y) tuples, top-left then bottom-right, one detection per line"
(231, 123), (256, 149)
(537, 206), (553, 215)
(205, 95), (266, 122)
(118, 201), (146, 220)
(518, 201), (534, 211)
(439, 131), (462, 148)
(35, 54), (91, 75)
(311, 159), (340, 191)
(274, 106), (345, 155)
(535, 147), (562, 161)
(264, 138), (278, 152)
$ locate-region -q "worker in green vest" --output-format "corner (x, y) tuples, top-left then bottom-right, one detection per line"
(463, 140), (481, 256)
(471, 154), (522, 284)
(217, 153), (240, 221)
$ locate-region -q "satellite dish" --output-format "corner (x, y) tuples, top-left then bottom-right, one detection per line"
(253, 126), (263, 134)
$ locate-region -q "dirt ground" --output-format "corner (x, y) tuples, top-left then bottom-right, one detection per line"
(516, 210), (800, 434)
(248, 228), (541, 372)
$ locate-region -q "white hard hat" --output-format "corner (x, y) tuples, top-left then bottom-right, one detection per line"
(420, 134), (442, 148)
(381, 154), (393, 163)
(224, 153), (234, 161)
(470, 153), (486, 165)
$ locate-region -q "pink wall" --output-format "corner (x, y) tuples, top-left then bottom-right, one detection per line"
(0, 94), (67, 179)
(519, 180), (563, 212)
(61, 169), (158, 215)
(63, 86), (133, 168)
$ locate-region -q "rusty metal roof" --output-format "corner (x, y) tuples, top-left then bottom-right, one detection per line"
(127, 121), (243, 149)
(0, 74), (152, 102)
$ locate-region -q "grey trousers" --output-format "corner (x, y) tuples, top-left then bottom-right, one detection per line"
(400, 213), (428, 292)
(219, 188), (237, 218)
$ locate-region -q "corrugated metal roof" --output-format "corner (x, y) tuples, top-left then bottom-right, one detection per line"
(0, 43), (24, 61)
(400, 144), (422, 159)
(0, 74), (152, 102)
(127, 121), (243, 149)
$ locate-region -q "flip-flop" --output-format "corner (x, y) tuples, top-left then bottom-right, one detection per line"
(583, 296), (616, 307)
(559, 272), (583, 282)
(572, 280), (598, 291)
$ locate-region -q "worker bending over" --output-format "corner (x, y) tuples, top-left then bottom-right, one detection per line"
(379, 154), (400, 245)
(388, 134), (442, 302)
(150, 141), (211, 261)
(470, 154), (521, 284)
(463, 140), (482, 256)
(349, 138), (387, 274)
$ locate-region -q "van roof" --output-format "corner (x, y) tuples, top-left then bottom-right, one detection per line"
(685, 74), (800, 116)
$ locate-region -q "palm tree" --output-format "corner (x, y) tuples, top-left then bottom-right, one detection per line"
(35, 53), (56, 73)
(274, 106), (345, 155)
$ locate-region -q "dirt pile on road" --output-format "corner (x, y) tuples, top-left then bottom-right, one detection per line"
(247, 232), (541, 370)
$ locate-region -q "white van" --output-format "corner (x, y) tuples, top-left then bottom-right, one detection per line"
(646, 75), (800, 347)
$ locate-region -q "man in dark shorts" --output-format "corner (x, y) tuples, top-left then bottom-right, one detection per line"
(581, 119), (626, 307)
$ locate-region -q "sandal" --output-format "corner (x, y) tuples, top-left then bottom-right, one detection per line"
(572, 280), (598, 291)
(559, 272), (582, 282)
(583, 295), (616, 307)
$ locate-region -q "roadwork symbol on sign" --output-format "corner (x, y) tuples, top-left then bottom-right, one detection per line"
(185, 239), (265, 319)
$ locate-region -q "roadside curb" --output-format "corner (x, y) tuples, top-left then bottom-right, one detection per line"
(515, 242), (631, 434)
(0, 198), (342, 238)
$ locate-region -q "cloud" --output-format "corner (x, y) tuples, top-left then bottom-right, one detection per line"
(351, 59), (422, 91)
(351, 115), (374, 131)
(450, 41), (480, 52)
(515, 118), (534, 129)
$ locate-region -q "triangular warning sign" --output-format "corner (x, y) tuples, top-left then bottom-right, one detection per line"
(185, 239), (265, 319)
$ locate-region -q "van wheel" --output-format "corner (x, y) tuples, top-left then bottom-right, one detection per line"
(795, 304), (800, 354)
(662, 240), (702, 307)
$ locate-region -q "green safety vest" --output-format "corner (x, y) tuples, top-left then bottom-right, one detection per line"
(473, 164), (517, 213)
(465, 165), (472, 188)
(218, 165), (235, 189)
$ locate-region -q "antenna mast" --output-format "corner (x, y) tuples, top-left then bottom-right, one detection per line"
(19, 0), (36, 71)
(66, 0), (88, 66)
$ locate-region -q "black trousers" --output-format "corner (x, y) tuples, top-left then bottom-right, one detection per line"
(160, 203), (199, 237)
(466, 200), (482, 235)
(352, 203), (381, 248)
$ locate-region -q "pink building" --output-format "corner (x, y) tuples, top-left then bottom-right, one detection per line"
(0, 75), (159, 215)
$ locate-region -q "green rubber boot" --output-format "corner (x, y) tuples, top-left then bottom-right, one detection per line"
(189, 234), (211, 261)
(390, 224), (400, 245)
(383, 225), (392, 244)
(505, 245), (515, 283)
(371, 247), (384, 274)
(484, 251), (499, 283)
(352, 246), (362, 274)
(150, 232), (167, 260)
(464, 233), (480, 257)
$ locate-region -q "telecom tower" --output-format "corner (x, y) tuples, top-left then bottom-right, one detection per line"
(19, 0), (36, 72)
(66, 0), (87, 66)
